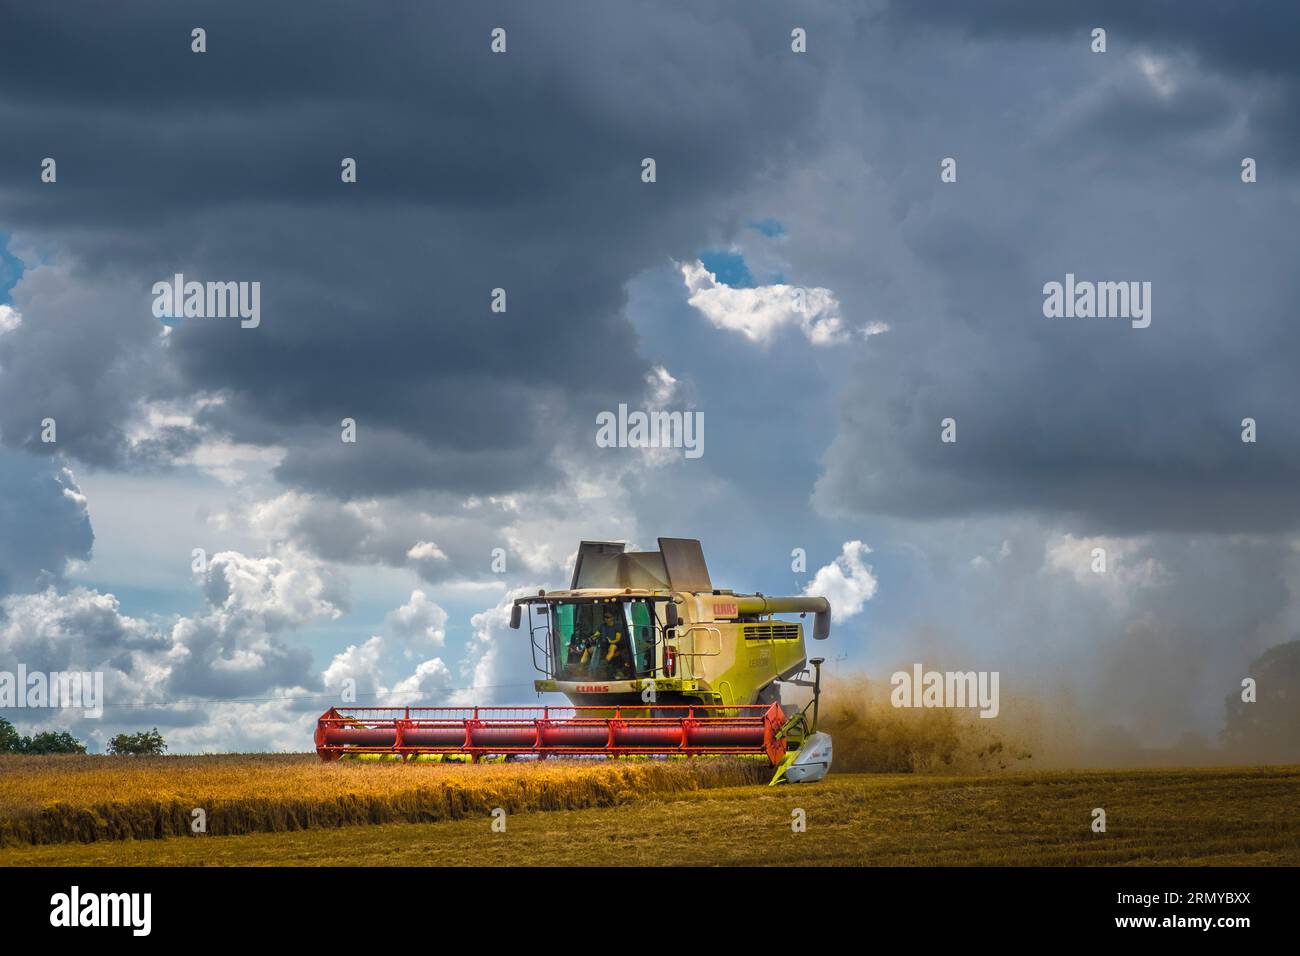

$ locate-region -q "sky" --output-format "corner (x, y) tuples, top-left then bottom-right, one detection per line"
(1, 1), (1299, 753)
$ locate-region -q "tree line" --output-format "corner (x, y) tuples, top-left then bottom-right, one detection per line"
(0, 718), (166, 755)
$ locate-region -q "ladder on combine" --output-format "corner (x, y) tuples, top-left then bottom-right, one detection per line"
(315, 703), (788, 765)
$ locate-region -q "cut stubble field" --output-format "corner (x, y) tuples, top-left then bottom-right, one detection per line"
(1, 755), (1297, 866)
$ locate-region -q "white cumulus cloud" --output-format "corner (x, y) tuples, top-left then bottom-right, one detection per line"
(680, 259), (847, 346)
(387, 657), (455, 705)
(322, 635), (385, 697)
(1046, 534), (1170, 606)
(386, 589), (448, 647)
(0, 303), (21, 335)
(804, 540), (878, 620)
(407, 540), (448, 563)
(448, 586), (545, 706)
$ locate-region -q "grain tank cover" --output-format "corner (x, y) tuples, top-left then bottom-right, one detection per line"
(568, 537), (712, 591)
(657, 537), (713, 592)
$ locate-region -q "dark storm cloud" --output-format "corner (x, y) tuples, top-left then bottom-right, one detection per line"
(272, 425), (553, 497)
(0, 259), (174, 470)
(884, 0), (1300, 72)
(2, 1), (1292, 532)
(803, 4), (1300, 533)
(0, 451), (92, 596)
(882, 0), (1300, 161)
(0, 0), (830, 492)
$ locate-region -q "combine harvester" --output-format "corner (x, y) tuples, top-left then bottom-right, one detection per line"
(316, 538), (833, 784)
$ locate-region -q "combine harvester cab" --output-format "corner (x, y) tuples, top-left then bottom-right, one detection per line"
(316, 538), (833, 784)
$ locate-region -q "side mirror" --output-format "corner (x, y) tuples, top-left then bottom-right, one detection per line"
(664, 602), (679, 631)
(509, 603), (522, 630)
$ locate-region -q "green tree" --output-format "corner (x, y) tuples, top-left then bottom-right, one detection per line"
(107, 728), (167, 756)
(0, 716), (21, 754)
(20, 730), (87, 754)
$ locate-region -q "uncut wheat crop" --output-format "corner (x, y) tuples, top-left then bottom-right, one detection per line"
(0, 753), (768, 847)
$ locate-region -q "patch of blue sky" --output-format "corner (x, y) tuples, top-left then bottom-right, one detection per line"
(697, 249), (756, 288)
(0, 234), (23, 304)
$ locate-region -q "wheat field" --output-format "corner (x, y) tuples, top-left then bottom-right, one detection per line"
(0, 753), (768, 847)
(2, 764), (1297, 866)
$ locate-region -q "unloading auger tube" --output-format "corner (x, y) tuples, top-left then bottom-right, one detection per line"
(314, 537), (836, 784)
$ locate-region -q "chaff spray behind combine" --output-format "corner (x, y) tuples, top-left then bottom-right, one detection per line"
(316, 538), (834, 783)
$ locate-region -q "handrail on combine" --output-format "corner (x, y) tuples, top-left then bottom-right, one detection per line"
(315, 703), (788, 766)
(671, 624), (723, 680)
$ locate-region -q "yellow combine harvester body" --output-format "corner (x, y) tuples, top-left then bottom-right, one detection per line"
(518, 538), (826, 709)
(512, 539), (832, 782)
